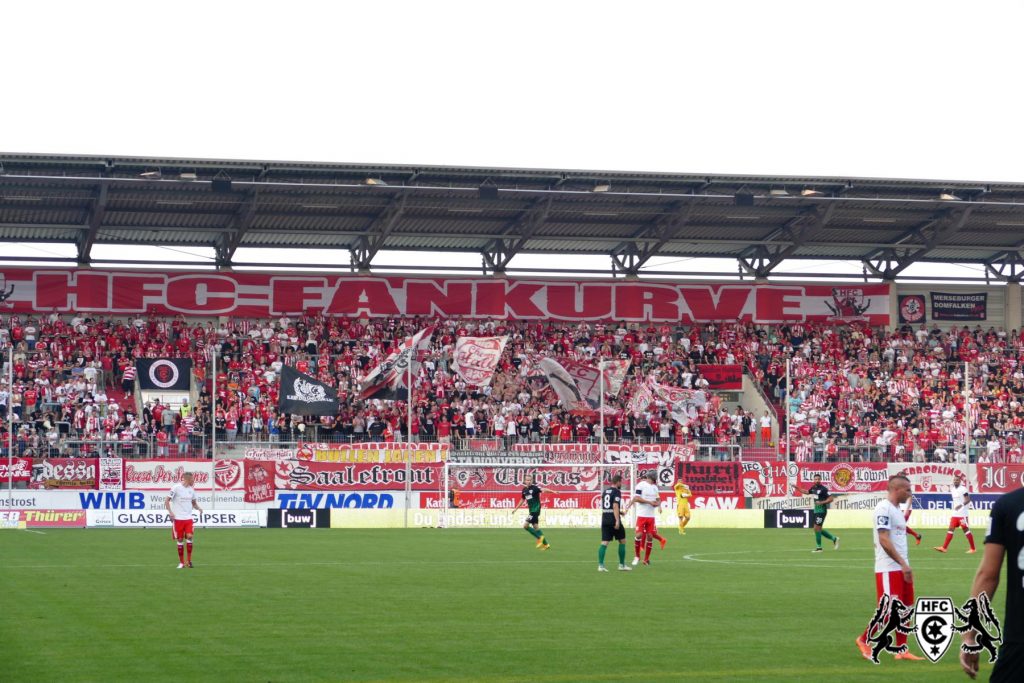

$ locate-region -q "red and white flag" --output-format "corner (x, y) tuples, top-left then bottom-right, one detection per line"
(452, 336), (508, 386)
(649, 379), (707, 426)
(359, 326), (435, 401)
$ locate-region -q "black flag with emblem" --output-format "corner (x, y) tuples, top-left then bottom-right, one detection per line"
(136, 358), (192, 391)
(278, 365), (339, 416)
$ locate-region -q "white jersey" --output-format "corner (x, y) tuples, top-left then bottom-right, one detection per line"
(950, 484), (970, 517)
(873, 499), (909, 573)
(633, 481), (660, 518)
(167, 483), (196, 521)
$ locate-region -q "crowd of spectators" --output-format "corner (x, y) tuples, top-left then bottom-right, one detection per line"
(1, 310), (1022, 463)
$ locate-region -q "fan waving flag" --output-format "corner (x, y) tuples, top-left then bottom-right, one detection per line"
(278, 365), (339, 416)
(359, 325), (435, 401)
(650, 379), (706, 426)
(538, 358), (590, 411)
(452, 336), (508, 386)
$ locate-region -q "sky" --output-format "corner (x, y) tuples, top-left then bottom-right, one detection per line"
(2, 1), (1023, 278)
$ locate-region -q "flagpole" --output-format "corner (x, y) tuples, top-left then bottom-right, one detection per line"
(7, 346), (13, 508)
(599, 361), (605, 459)
(784, 358), (791, 463)
(964, 360), (972, 482)
(407, 348), (413, 445)
(210, 349), (217, 510)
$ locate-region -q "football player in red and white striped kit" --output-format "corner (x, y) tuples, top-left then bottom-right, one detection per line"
(856, 474), (925, 661)
(933, 472), (976, 554)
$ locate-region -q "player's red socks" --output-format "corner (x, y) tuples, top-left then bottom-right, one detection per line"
(644, 538), (653, 562)
(941, 531), (953, 550)
(634, 537), (643, 559)
(176, 542), (185, 563)
(186, 541), (193, 562)
(965, 531), (975, 551)
(907, 527), (921, 541)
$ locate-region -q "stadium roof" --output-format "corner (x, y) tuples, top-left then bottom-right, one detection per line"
(2, 152), (1024, 281)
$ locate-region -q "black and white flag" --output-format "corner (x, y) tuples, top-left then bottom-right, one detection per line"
(278, 365), (339, 416)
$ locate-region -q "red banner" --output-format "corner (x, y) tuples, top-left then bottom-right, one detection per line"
(276, 461), (442, 491)
(697, 364), (743, 391)
(0, 268), (891, 324)
(795, 462), (889, 493)
(29, 458), (99, 489)
(677, 462), (741, 496)
(976, 463), (1024, 493)
(244, 460), (277, 503)
(122, 459), (238, 490)
(0, 457), (32, 483)
(741, 460), (795, 498)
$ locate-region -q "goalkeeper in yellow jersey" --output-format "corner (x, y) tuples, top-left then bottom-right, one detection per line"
(673, 478), (692, 535)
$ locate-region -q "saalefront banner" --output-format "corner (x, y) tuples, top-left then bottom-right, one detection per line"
(0, 268), (890, 323)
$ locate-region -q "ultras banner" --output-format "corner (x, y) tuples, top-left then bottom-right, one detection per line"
(0, 268), (891, 324)
(929, 292), (987, 321)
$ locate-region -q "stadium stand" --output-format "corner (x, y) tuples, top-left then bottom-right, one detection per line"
(1, 312), (1020, 464)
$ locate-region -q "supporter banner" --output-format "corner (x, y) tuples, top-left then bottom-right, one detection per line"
(266, 508), (330, 528)
(123, 459), (242, 490)
(275, 461), (442, 491)
(0, 509), (88, 528)
(243, 447), (297, 461)
(244, 460), (276, 504)
(677, 461), (740, 496)
(278, 365), (339, 416)
(0, 457), (32, 483)
(697, 364), (743, 391)
(0, 269), (892, 324)
(136, 358), (192, 391)
(976, 463), (1024, 493)
(295, 442), (449, 463)
(275, 491), (402, 509)
(452, 336), (508, 386)
(98, 457), (123, 491)
(929, 292), (987, 321)
(740, 460), (797, 498)
(795, 462), (889, 493)
(30, 458), (99, 489)
(449, 465), (630, 493)
(898, 295), (926, 324)
(890, 463), (967, 493)
(87, 509), (262, 528)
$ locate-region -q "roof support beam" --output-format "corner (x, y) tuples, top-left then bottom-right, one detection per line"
(609, 201), (694, 277)
(862, 207), (973, 280)
(215, 190), (259, 267)
(737, 204), (835, 278)
(985, 251), (1024, 283)
(76, 182), (109, 264)
(482, 197), (552, 274)
(349, 193), (407, 272)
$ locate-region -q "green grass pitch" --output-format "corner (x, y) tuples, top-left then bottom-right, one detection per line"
(0, 527), (992, 682)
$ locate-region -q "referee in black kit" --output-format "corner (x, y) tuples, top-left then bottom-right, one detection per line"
(962, 486), (1024, 681)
